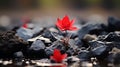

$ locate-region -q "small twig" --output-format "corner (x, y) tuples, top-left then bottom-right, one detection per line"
(65, 30), (68, 37)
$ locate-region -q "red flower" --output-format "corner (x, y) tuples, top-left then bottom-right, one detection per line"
(22, 23), (28, 28)
(56, 15), (78, 31)
(50, 49), (67, 63)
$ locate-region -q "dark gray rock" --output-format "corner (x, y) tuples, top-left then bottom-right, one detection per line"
(14, 51), (24, 58)
(42, 29), (56, 41)
(102, 32), (120, 42)
(108, 17), (120, 31)
(29, 39), (45, 51)
(17, 28), (33, 40)
(78, 50), (92, 61)
(78, 24), (104, 40)
(51, 32), (63, 41)
(91, 45), (107, 56)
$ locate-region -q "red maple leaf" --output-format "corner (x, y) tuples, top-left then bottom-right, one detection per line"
(50, 49), (67, 63)
(56, 15), (78, 31)
(22, 23), (28, 28)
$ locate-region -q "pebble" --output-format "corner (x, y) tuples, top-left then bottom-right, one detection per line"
(25, 61), (30, 65)
(81, 62), (93, 67)
(0, 60), (3, 63)
(30, 39), (45, 50)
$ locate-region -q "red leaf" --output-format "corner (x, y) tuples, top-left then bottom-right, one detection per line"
(56, 15), (78, 31)
(22, 23), (28, 28)
(50, 49), (67, 63)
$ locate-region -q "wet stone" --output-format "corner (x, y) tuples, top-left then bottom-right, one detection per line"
(17, 27), (33, 40)
(65, 56), (80, 63)
(89, 41), (111, 56)
(83, 34), (97, 42)
(42, 29), (56, 41)
(45, 48), (53, 56)
(78, 50), (92, 61)
(113, 53), (120, 66)
(108, 17), (120, 31)
(75, 39), (83, 47)
(107, 53), (114, 63)
(51, 32), (63, 41)
(28, 40), (48, 59)
(105, 48), (120, 65)
(14, 51), (24, 58)
(26, 49), (47, 59)
(102, 32), (120, 42)
(29, 39), (45, 51)
(70, 33), (78, 39)
(91, 45), (107, 56)
(78, 24), (104, 39)
(89, 41), (105, 49)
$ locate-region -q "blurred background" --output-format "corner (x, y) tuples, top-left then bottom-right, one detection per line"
(0, 0), (120, 30)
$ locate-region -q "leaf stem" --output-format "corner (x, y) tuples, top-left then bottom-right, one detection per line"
(65, 30), (67, 37)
